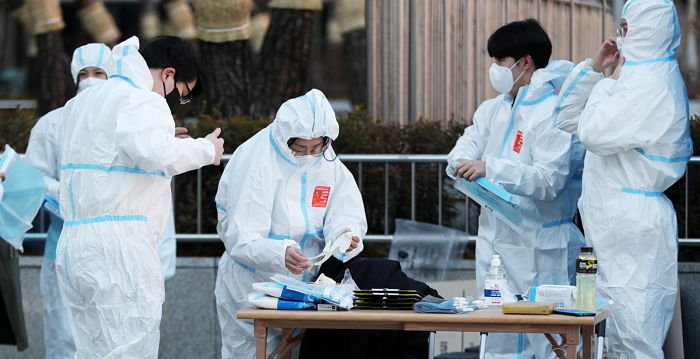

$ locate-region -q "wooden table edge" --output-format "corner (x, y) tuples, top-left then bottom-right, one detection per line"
(237, 307), (611, 327)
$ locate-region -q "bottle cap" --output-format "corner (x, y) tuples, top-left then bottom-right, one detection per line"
(581, 247), (593, 253)
(491, 254), (501, 267)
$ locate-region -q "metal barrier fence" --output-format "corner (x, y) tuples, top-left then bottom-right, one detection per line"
(23, 154), (700, 246)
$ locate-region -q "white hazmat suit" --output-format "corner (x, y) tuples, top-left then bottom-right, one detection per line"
(25, 42), (179, 359)
(447, 61), (586, 359)
(214, 89), (367, 359)
(25, 42), (111, 359)
(555, 1), (692, 357)
(55, 36), (215, 358)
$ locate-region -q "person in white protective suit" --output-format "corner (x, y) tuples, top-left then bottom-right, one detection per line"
(554, 1), (692, 357)
(25, 42), (179, 357)
(54, 36), (224, 359)
(214, 89), (367, 359)
(446, 19), (585, 359)
(24, 42), (110, 359)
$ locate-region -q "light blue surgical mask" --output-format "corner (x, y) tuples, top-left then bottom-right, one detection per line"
(0, 145), (47, 250)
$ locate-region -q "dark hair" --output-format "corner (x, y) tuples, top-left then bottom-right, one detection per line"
(140, 36), (204, 97)
(487, 19), (552, 70)
(287, 137), (331, 146)
(286, 137), (336, 161)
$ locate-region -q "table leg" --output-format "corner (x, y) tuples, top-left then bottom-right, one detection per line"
(595, 319), (607, 359)
(582, 325), (594, 359)
(428, 332), (435, 359)
(280, 329), (292, 359)
(254, 320), (267, 359)
(479, 333), (488, 359)
(544, 334), (567, 359)
(564, 328), (580, 359)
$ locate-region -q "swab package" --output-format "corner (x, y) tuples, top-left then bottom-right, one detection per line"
(271, 274), (354, 309)
(248, 274), (356, 310)
(247, 293), (316, 310)
(252, 282), (324, 304)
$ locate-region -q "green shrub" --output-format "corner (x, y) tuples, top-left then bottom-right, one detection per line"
(0, 108), (36, 152)
(2, 107), (700, 261)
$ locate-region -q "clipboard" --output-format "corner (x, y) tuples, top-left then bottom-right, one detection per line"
(454, 177), (522, 232)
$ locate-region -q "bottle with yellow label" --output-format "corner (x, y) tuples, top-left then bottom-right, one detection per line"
(575, 247), (597, 312)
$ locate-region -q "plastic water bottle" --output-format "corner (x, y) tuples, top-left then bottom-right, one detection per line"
(575, 247), (597, 312)
(484, 255), (507, 306)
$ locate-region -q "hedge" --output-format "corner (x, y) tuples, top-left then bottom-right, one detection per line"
(1, 108), (699, 260)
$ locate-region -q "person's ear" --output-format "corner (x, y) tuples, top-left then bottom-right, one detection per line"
(522, 56), (534, 71)
(161, 67), (176, 82)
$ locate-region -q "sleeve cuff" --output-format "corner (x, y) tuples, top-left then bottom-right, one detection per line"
(196, 137), (217, 165)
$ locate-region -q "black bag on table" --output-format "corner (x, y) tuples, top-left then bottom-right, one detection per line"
(299, 257), (440, 359)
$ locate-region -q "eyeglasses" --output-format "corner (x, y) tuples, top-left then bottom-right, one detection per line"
(616, 22), (627, 38)
(289, 138), (330, 157)
(179, 82), (192, 105)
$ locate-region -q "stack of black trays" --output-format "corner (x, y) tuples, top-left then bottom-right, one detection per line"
(353, 289), (423, 310)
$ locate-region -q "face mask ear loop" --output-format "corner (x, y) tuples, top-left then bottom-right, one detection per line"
(512, 58), (526, 82)
(509, 58), (521, 70)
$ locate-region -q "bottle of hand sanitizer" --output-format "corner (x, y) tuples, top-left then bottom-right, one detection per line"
(484, 255), (507, 306)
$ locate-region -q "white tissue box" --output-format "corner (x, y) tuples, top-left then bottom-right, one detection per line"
(528, 285), (576, 309)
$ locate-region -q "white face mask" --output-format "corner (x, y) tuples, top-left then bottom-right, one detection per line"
(616, 35), (625, 56)
(294, 155), (315, 167)
(77, 77), (106, 94)
(489, 59), (524, 94)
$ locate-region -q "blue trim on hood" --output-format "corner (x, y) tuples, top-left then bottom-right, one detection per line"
(269, 129), (298, 167)
(96, 44), (106, 68)
(77, 47), (85, 67)
(302, 95), (317, 132)
(111, 75), (140, 89)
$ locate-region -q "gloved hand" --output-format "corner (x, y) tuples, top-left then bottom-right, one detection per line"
(285, 246), (310, 275)
(454, 159), (486, 181)
(175, 127), (191, 138)
(341, 229), (360, 252)
(205, 127), (225, 165)
(590, 37), (620, 73)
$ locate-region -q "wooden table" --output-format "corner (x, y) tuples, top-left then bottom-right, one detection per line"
(238, 307), (610, 359)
